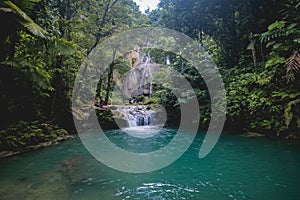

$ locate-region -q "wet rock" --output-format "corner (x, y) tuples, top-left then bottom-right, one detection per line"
(113, 105), (154, 127)
(0, 171), (68, 200)
(62, 155), (102, 185)
(0, 135), (75, 158)
(0, 150), (22, 158)
(114, 117), (129, 128)
(242, 132), (265, 138)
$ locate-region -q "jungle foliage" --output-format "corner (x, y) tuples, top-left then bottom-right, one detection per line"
(150, 0), (300, 137)
(0, 0), (299, 150)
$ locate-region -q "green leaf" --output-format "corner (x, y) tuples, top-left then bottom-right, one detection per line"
(285, 99), (300, 128)
(3, 1), (48, 38)
(267, 21), (286, 31)
(50, 36), (90, 64)
(266, 41), (276, 48)
(265, 55), (286, 68)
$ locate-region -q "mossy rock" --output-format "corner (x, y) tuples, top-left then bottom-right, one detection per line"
(0, 121), (69, 151)
(55, 129), (68, 136)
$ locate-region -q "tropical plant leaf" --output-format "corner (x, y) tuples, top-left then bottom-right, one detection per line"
(17, 0), (40, 13)
(49, 36), (90, 64)
(285, 99), (300, 128)
(268, 21), (285, 30)
(3, 1), (48, 38)
(286, 50), (300, 82)
(50, 37), (76, 56)
(1, 58), (53, 92)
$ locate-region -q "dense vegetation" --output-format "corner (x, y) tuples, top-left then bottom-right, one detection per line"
(0, 0), (299, 150)
(152, 0), (300, 138)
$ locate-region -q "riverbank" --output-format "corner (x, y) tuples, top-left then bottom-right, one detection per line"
(1, 116), (298, 158)
(0, 120), (76, 157)
(0, 134), (75, 158)
(240, 129), (300, 140)
(0, 129), (298, 159)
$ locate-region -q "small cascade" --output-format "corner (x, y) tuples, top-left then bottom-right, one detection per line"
(166, 56), (171, 65)
(114, 106), (153, 127)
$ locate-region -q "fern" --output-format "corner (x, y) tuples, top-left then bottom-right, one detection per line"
(285, 99), (300, 128)
(2, 58), (53, 92)
(260, 21), (286, 43)
(286, 50), (300, 82)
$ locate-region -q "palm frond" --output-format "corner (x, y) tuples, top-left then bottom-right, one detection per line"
(51, 37), (77, 56)
(50, 36), (90, 64)
(1, 1), (88, 63)
(286, 50), (300, 82)
(17, 0), (40, 14)
(3, 0), (48, 38)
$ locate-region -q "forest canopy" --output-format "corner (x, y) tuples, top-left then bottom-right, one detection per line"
(0, 0), (299, 150)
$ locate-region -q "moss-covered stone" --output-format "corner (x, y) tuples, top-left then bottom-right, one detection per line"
(0, 121), (69, 151)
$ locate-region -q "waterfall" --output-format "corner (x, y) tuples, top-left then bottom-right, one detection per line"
(109, 50), (167, 134)
(166, 56), (171, 65)
(122, 55), (159, 98)
(114, 106), (153, 127)
(140, 56), (153, 96)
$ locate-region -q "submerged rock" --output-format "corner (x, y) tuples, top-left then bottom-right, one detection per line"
(62, 155), (103, 185)
(242, 132), (265, 138)
(0, 170), (68, 200)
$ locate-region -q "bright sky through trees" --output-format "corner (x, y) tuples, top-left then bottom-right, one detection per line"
(132, 0), (160, 12)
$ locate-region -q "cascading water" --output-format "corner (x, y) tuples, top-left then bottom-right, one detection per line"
(112, 105), (167, 139)
(111, 50), (166, 132)
(140, 56), (153, 97)
(122, 55), (160, 98)
(114, 106), (153, 127)
(166, 56), (171, 65)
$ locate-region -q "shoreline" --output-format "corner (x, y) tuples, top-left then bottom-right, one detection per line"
(0, 129), (298, 158)
(0, 135), (76, 158)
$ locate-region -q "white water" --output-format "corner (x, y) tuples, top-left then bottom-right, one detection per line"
(112, 105), (167, 139)
(112, 54), (166, 138)
(122, 56), (160, 98)
(166, 56), (171, 65)
(114, 106), (154, 127)
(122, 126), (162, 138)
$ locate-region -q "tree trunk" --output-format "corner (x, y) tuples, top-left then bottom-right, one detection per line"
(105, 62), (114, 104)
(87, 0), (119, 56)
(50, 0), (75, 130)
(96, 76), (103, 98)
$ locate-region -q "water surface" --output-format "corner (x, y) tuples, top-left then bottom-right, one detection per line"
(0, 128), (299, 200)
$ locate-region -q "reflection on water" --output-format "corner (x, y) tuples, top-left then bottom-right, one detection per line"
(0, 128), (300, 200)
(104, 127), (177, 154)
(122, 126), (163, 138)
